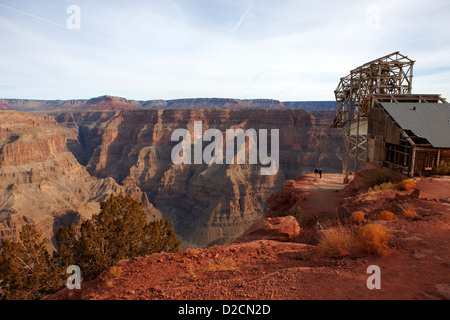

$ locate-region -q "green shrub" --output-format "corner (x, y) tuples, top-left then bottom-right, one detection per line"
(1, 195), (181, 299)
(56, 194), (181, 281)
(289, 206), (302, 225)
(0, 226), (64, 300)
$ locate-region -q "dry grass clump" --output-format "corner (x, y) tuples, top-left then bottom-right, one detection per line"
(377, 211), (396, 221)
(357, 182), (396, 201)
(354, 224), (391, 256)
(109, 266), (123, 279)
(105, 266), (123, 288)
(316, 223), (354, 256)
(395, 179), (416, 191)
(350, 211), (366, 223)
(203, 257), (237, 272)
(174, 263), (198, 284)
(185, 263), (197, 277)
(317, 221), (392, 257)
(371, 182), (395, 192)
(105, 279), (114, 288)
(399, 203), (420, 220)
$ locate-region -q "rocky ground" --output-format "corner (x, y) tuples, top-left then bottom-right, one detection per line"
(44, 173), (450, 300)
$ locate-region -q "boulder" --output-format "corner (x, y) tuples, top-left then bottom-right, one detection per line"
(235, 216), (300, 243)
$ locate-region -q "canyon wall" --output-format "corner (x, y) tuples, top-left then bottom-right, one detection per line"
(0, 107), (344, 248)
(54, 109), (344, 247)
(0, 111), (160, 249)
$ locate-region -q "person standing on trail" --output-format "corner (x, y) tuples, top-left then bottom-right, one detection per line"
(314, 168), (319, 178)
(319, 168), (322, 178)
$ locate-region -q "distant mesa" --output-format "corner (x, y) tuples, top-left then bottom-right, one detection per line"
(283, 101), (338, 111)
(155, 98), (289, 110)
(71, 96), (290, 111)
(0, 95), (337, 112)
(70, 95), (140, 111)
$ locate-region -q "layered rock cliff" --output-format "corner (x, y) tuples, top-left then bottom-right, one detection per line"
(54, 109), (344, 247)
(0, 111), (160, 248)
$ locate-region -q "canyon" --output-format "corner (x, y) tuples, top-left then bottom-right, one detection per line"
(0, 97), (344, 248)
(0, 110), (161, 250)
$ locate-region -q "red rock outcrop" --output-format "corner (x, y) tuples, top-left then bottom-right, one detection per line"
(234, 216), (301, 243)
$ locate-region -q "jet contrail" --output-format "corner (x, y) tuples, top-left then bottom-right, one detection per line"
(0, 3), (68, 29)
(231, 7), (251, 33)
(0, 3), (92, 37)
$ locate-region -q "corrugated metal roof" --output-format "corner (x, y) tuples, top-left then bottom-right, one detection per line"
(380, 102), (450, 148)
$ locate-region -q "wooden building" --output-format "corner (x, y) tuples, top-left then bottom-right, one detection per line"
(367, 94), (450, 176)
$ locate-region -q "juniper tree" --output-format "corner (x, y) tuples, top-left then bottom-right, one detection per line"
(56, 194), (180, 281)
(0, 225), (64, 300)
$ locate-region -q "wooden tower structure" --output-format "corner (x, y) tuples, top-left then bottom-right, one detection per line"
(331, 52), (415, 180)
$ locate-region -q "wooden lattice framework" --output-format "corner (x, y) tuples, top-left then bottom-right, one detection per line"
(331, 52), (415, 179)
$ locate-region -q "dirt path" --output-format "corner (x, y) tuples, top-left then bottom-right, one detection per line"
(292, 173), (346, 224)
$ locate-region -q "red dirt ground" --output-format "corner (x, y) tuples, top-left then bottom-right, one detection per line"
(44, 174), (450, 300)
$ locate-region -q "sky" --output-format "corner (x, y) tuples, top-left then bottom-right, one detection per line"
(0, 0), (449, 101)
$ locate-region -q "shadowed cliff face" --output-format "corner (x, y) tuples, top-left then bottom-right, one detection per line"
(55, 109), (344, 247)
